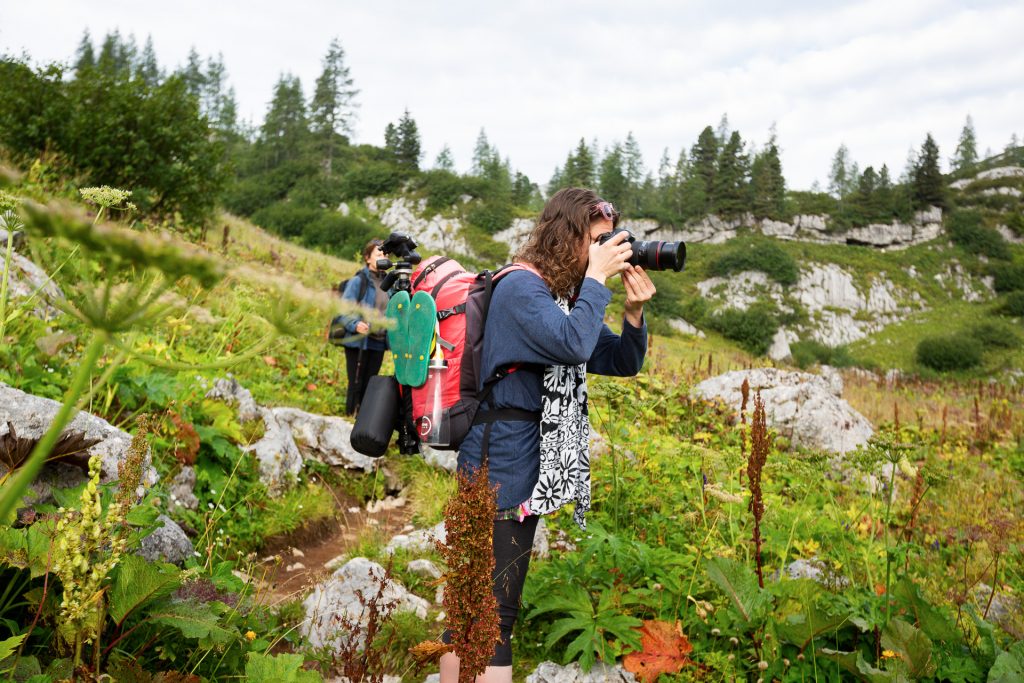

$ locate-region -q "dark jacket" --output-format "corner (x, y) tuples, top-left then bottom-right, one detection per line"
(339, 267), (388, 352)
(458, 270), (648, 509)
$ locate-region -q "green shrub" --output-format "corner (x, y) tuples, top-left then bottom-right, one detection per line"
(1006, 212), (1024, 238)
(915, 334), (983, 371)
(340, 161), (402, 199)
(414, 169), (489, 211)
(250, 202), (320, 239)
(707, 304), (778, 356)
(970, 321), (1021, 349)
(946, 209), (1010, 260)
(790, 340), (856, 369)
(303, 213), (383, 256)
(466, 199), (514, 234)
(707, 239), (799, 286)
(786, 191), (837, 217)
(991, 261), (1024, 293)
(999, 291), (1024, 317)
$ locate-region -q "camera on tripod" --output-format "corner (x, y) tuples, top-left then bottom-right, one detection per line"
(376, 232), (422, 294)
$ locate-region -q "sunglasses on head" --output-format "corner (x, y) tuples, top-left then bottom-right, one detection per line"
(590, 201), (620, 226)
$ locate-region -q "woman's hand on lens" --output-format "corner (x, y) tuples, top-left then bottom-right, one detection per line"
(586, 231), (632, 284)
(623, 265), (655, 327)
(355, 321), (370, 335)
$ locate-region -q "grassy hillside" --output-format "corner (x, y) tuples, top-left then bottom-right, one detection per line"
(1, 177), (1022, 681)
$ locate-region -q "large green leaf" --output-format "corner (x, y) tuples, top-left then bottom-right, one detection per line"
(0, 633), (26, 661)
(108, 555), (181, 626)
(705, 556), (772, 624)
(988, 642), (1024, 683)
(0, 524), (55, 578)
(892, 578), (960, 643)
(881, 619), (936, 679)
(149, 601), (234, 647)
(245, 652), (322, 683)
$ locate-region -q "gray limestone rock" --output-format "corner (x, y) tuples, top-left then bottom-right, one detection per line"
(270, 406), (376, 472)
(406, 559), (442, 579)
(693, 368), (873, 454)
(526, 661), (637, 683)
(0, 381), (158, 506)
(301, 557), (430, 653)
(168, 466), (199, 511)
(205, 377), (260, 422)
(385, 521), (446, 555)
(137, 514), (194, 565)
(242, 407), (304, 496)
(3, 251), (63, 319)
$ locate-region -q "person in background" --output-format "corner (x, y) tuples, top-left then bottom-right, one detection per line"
(440, 187), (656, 682)
(339, 238), (388, 415)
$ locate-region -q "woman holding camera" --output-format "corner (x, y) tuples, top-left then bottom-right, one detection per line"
(339, 238), (389, 415)
(440, 187), (656, 682)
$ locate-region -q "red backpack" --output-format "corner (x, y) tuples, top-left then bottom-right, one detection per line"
(406, 256), (538, 450)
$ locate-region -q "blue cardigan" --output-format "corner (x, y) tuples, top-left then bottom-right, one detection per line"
(458, 270), (648, 509)
(339, 267), (387, 352)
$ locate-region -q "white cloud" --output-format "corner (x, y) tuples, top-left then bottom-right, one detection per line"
(1, 0), (1021, 191)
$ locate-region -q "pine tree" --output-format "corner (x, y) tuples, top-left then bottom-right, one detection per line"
(598, 143), (627, 208)
(260, 74), (308, 167)
(202, 54), (228, 124)
(828, 144), (851, 199)
(912, 133), (945, 209)
(562, 138), (596, 188)
(715, 113), (730, 144)
(309, 38), (359, 174)
(951, 115), (978, 172)
(690, 125), (718, 215)
(877, 164), (895, 217)
(1006, 132), (1020, 152)
(73, 30), (95, 75)
(96, 30), (135, 76)
(512, 172), (536, 207)
(384, 123), (399, 154)
(472, 129), (493, 176)
(750, 133), (785, 219)
(136, 36), (160, 86)
(712, 130), (750, 218)
(435, 144), (455, 171)
(622, 132), (645, 212)
(395, 109), (421, 171)
(180, 47), (205, 100)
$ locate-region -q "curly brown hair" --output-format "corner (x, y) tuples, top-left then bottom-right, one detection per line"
(514, 187), (614, 298)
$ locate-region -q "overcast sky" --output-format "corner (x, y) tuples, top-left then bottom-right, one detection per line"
(3, 0), (1022, 191)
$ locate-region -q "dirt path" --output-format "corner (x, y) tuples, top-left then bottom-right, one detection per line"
(258, 489), (416, 603)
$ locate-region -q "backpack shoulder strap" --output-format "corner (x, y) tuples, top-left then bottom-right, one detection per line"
(413, 256), (452, 290)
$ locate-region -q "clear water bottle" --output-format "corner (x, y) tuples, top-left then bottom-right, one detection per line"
(419, 358), (450, 446)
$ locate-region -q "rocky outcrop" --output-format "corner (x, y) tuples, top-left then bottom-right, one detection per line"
(697, 264), (925, 347)
(364, 197), (469, 254)
(526, 661), (636, 683)
(0, 382), (159, 504)
(205, 378), (375, 495)
(934, 261), (996, 303)
(493, 217), (535, 259)
(644, 206), (943, 250)
(950, 165), (1024, 190)
(693, 368), (873, 454)
(168, 466), (199, 511)
(3, 250), (63, 319)
(385, 521), (446, 555)
(301, 557), (430, 653)
(668, 318), (706, 338)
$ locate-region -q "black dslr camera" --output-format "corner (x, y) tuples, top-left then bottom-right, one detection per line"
(376, 232), (422, 294)
(597, 228), (686, 272)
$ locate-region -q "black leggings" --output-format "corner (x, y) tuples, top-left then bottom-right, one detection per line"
(443, 514), (540, 666)
(344, 347), (385, 415)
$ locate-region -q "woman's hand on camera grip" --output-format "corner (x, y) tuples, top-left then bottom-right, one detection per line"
(586, 230), (632, 285)
(623, 265), (655, 327)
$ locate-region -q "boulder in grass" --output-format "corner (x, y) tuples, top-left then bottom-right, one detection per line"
(526, 661), (636, 683)
(693, 368), (873, 454)
(0, 381), (159, 505)
(301, 557), (429, 654)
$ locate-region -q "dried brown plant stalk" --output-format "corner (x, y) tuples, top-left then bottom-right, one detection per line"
(409, 640), (454, 665)
(747, 392), (769, 589)
(739, 378), (750, 461)
(435, 463), (499, 682)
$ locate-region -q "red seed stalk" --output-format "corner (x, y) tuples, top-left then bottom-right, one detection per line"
(748, 392), (769, 588)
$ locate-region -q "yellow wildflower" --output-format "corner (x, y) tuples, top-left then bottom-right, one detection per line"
(245, 630), (257, 641)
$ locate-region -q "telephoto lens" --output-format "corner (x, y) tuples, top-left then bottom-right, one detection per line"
(599, 228), (686, 272)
